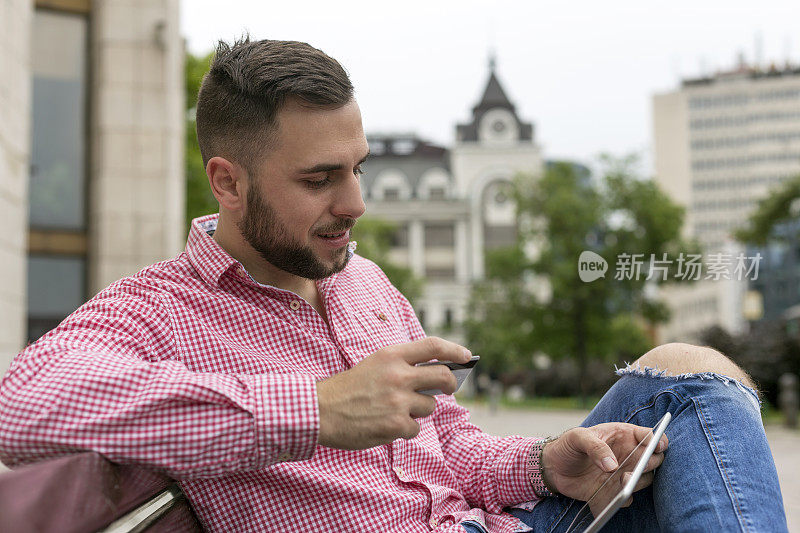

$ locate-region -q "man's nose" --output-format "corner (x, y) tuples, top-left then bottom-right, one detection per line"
(332, 172), (366, 220)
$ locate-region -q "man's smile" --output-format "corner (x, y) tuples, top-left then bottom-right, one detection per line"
(316, 230), (350, 248)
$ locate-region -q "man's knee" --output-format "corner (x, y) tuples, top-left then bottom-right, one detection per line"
(631, 342), (756, 390)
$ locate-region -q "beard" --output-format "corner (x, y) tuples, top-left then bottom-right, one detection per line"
(237, 183), (354, 280)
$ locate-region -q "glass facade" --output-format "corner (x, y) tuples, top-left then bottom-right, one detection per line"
(27, 8), (89, 342)
(27, 255), (86, 342)
(29, 10), (87, 230)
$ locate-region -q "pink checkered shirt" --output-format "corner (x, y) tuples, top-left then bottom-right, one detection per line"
(0, 214), (544, 532)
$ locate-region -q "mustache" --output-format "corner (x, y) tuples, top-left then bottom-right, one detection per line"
(315, 219), (356, 234)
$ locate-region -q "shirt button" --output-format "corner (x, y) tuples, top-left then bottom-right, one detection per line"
(377, 311), (387, 321)
(429, 516), (438, 528)
(394, 466), (404, 478)
(277, 451), (292, 462)
(289, 300), (301, 311)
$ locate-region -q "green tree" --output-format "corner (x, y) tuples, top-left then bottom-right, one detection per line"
(351, 217), (423, 303)
(185, 51), (216, 232)
(466, 157), (693, 403)
(735, 173), (800, 246)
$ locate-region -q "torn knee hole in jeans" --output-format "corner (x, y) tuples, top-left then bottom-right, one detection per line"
(614, 363), (762, 409)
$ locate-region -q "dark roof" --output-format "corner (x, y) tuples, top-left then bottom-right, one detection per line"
(473, 70), (515, 113)
(456, 68), (533, 142)
(361, 134), (451, 197)
(456, 63), (534, 143)
(366, 134), (447, 159)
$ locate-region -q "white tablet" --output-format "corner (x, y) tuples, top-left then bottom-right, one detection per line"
(565, 412), (671, 533)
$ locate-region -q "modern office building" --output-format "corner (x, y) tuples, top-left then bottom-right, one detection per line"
(652, 61), (800, 341)
(0, 0), (184, 373)
(361, 63), (544, 340)
(748, 219), (800, 321)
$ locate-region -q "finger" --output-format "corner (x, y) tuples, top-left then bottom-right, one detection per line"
(399, 417), (422, 440)
(413, 364), (459, 395)
(576, 429), (619, 472)
(632, 426), (669, 453)
(408, 393), (438, 419)
(399, 337), (472, 365)
(621, 496), (634, 508)
(630, 471), (654, 493)
(630, 424), (658, 445)
(630, 425), (669, 453)
(621, 471), (633, 488)
(644, 451), (665, 472)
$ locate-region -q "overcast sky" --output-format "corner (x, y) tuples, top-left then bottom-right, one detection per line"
(181, 0), (800, 174)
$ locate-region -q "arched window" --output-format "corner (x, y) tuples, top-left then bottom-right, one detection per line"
(481, 180), (517, 250)
(417, 167), (451, 201)
(371, 169), (412, 201)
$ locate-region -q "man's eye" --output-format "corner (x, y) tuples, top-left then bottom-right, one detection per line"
(354, 166), (365, 176)
(305, 178), (331, 190)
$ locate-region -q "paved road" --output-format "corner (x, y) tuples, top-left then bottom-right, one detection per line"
(466, 403), (800, 532)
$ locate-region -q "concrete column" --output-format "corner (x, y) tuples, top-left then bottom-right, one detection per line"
(0, 0), (33, 374)
(409, 219), (425, 277)
(455, 218), (469, 282)
(470, 204), (484, 279)
(90, 0), (184, 294)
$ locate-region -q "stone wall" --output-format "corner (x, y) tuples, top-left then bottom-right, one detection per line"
(89, 0), (184, 294)
(0, 0), (33, 374)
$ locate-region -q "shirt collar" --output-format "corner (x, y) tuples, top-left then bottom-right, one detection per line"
(186, 214), (242, 288)
(185, 213), (358, 291)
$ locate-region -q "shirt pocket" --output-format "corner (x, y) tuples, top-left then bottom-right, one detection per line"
(352, 308), (411, 354)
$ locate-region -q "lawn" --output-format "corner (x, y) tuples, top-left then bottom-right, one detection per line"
(459, 395), (788, 426)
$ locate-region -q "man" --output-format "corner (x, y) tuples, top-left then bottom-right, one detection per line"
(0, 39), (787, 532)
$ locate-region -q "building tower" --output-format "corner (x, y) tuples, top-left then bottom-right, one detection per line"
(452, 56), (543, 280)
(361, 57), (543, 340)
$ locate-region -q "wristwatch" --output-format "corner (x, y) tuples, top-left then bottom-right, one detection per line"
(527, 436), (560, 498)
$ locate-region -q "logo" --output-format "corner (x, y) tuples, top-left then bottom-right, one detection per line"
(578, 251), (608, 282)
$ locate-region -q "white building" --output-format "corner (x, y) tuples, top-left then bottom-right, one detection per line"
(0, 0), (184, 373)
(652, 62), (800, 341)
(361, 62), (544, 340)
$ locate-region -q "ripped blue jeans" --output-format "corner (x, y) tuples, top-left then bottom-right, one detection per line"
(464, 366), (788, 533)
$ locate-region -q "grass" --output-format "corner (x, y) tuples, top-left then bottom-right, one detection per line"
(760, 403), (788, 426)
(460, 395), (794, 428)
(459, 395), (600, 411)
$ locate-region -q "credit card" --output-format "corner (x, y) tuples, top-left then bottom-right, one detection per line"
(416, 355), (480, 395)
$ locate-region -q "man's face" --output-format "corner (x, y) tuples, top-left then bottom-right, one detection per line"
(237, 98), (369, 280)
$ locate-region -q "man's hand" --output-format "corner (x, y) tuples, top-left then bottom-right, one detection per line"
(541, 423), (668, 515)
(315, 337), (472, 450)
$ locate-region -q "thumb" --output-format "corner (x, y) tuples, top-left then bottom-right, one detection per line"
(581, 431), (618, 472)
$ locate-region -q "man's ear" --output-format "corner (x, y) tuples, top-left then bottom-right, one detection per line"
(207, 156), (246, 211)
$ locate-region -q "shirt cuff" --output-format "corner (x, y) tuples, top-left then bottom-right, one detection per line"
(491, 436), (543, 506)
(252, 373), (319, 465)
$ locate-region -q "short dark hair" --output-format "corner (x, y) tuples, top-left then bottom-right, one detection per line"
(195, 37), (354, 175)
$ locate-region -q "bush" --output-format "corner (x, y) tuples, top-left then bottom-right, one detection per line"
(700, 322), (800, 406)
(477, 358), (623, 400)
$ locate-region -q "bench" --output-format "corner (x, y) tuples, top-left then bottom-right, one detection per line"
(0, 452), (202, 532)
